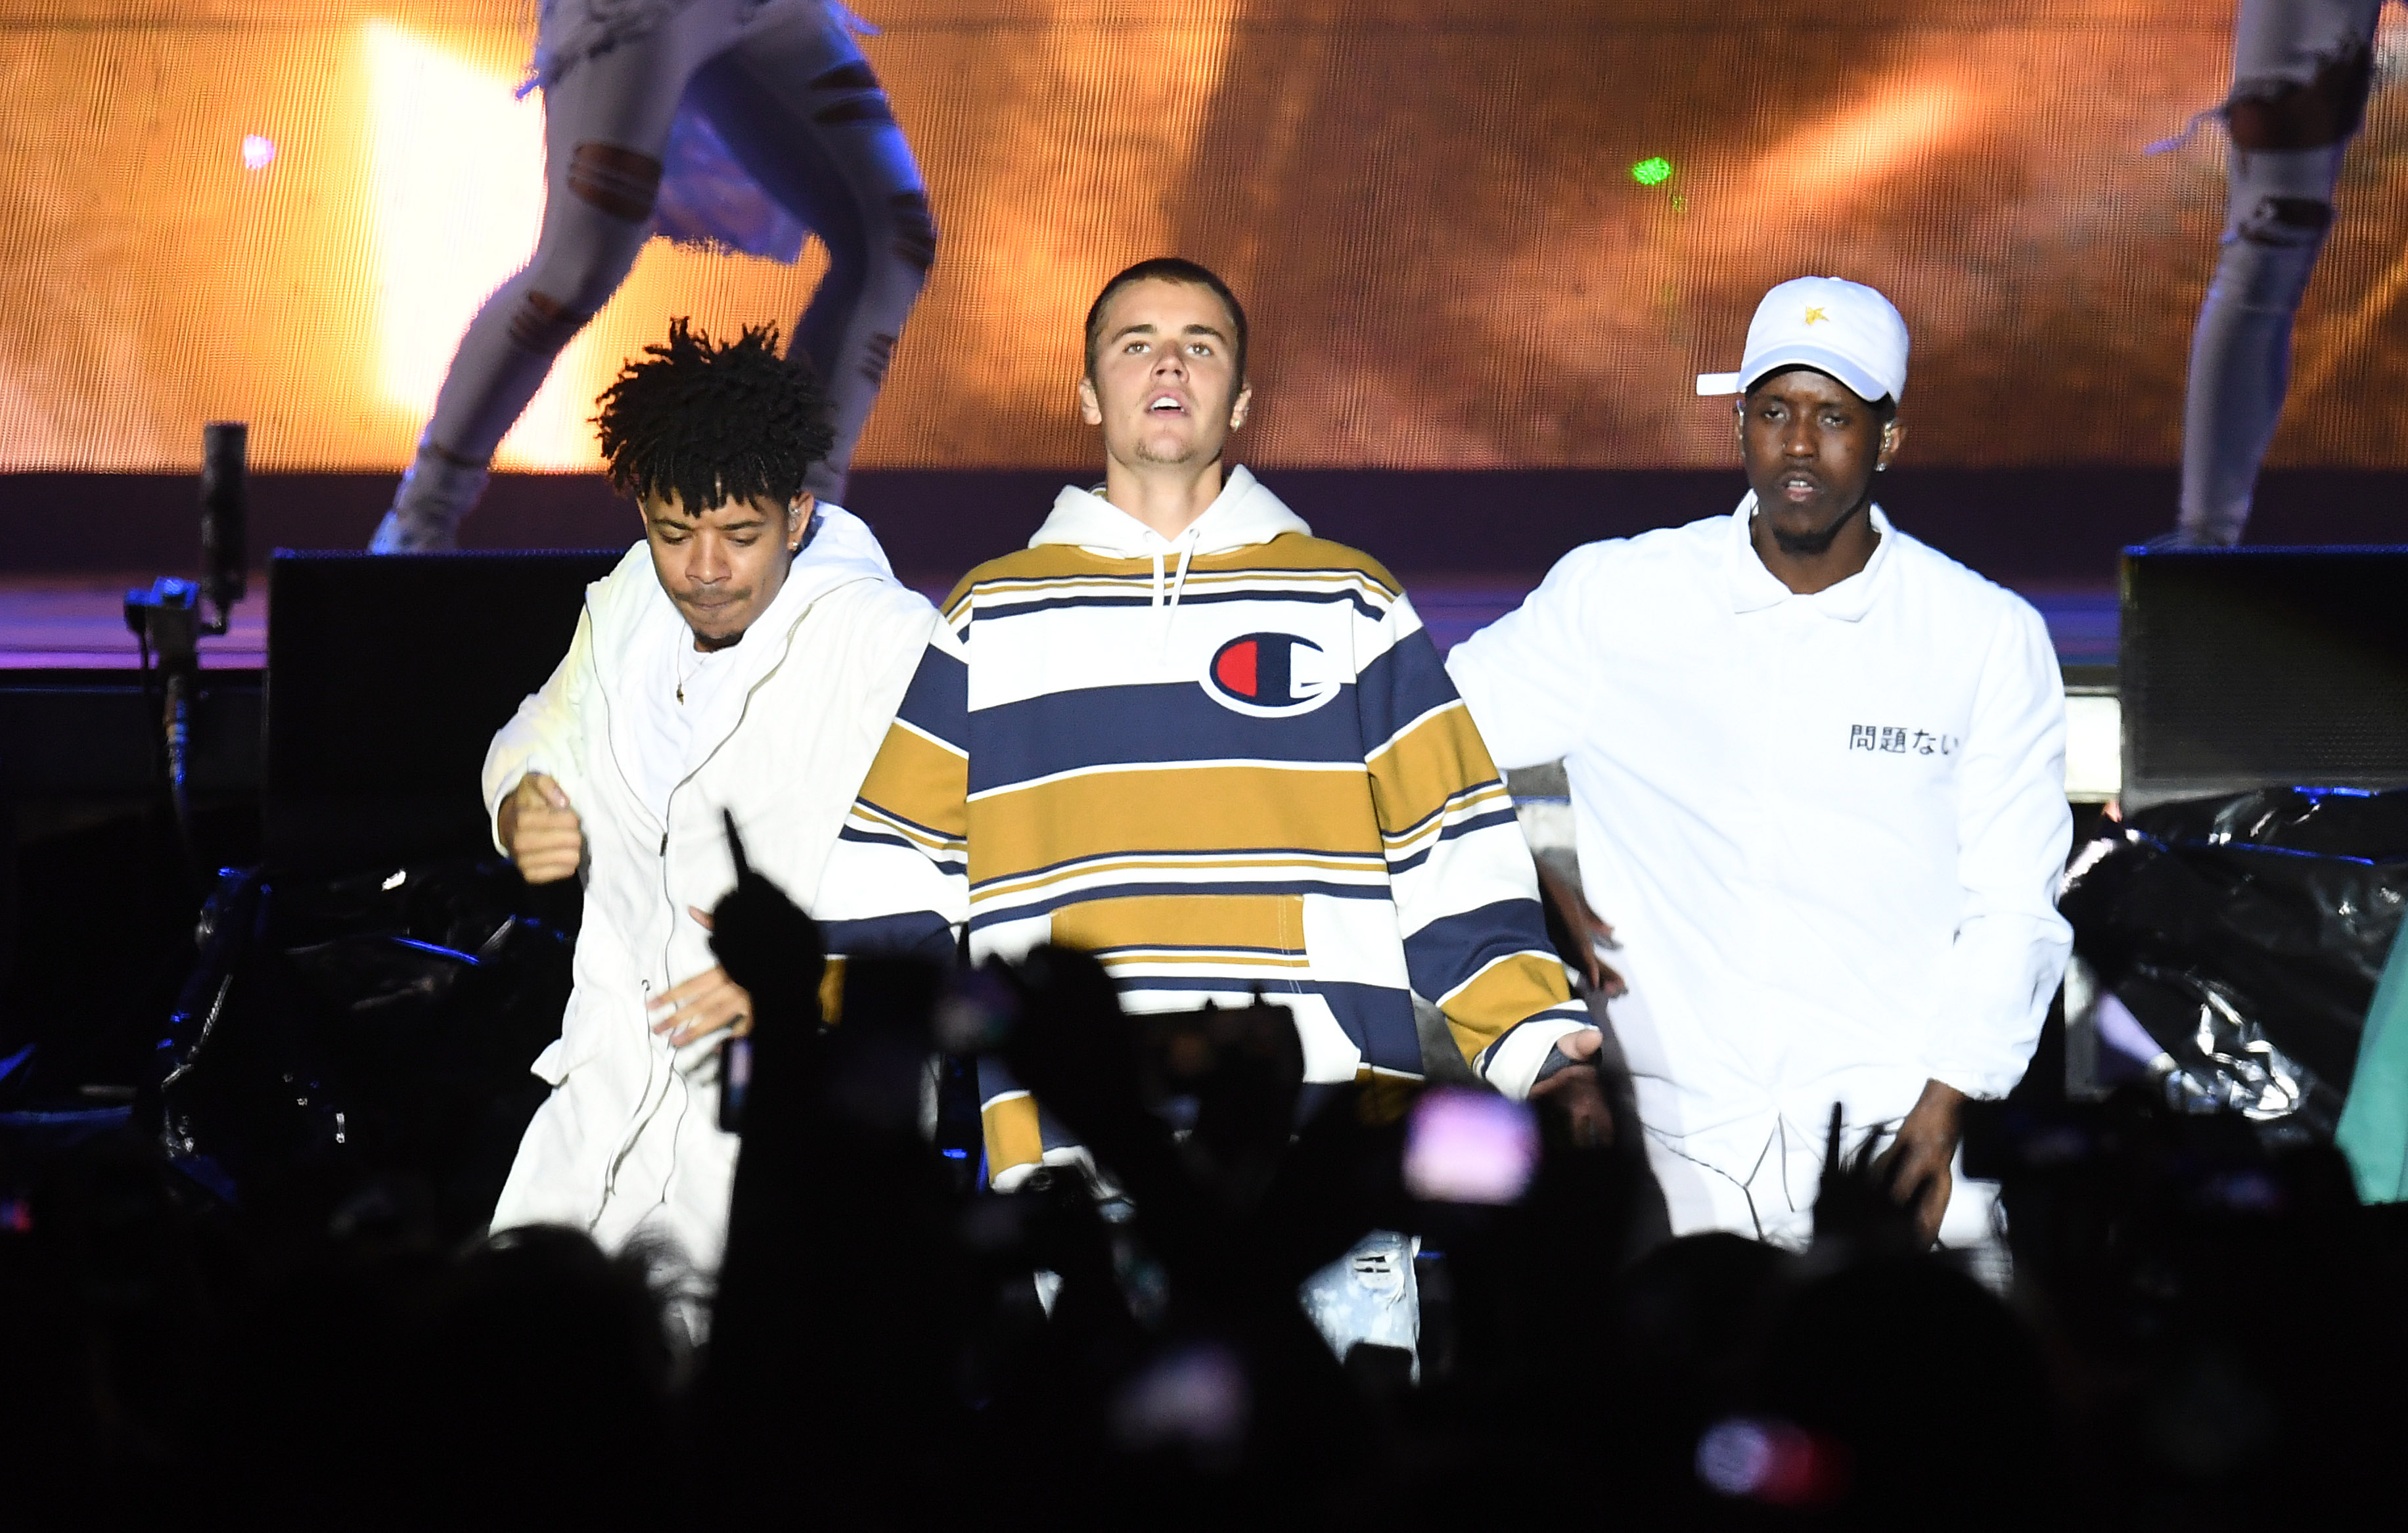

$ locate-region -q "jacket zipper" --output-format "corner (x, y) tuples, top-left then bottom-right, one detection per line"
(583, 594), (668, 1208)
(593, 587), (826, 1205)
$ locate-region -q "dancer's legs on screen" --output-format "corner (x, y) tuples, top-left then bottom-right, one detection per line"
(2178, 0), (2383, 546)
(689, 9), (935, 501)
(373, 0), (932, 551)
(372, 7), (712, 552)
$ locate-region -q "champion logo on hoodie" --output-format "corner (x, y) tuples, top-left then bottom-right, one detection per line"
(1204, 631), (1342, 718)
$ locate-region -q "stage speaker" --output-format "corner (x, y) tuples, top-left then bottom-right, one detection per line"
(2122, 546), (2408, 811)
(265, 549), (627, 867)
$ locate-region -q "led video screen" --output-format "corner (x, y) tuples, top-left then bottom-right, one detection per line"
(4, 1), (2405, 473)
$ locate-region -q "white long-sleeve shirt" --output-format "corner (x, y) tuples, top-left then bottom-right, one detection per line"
(1447, 497), (2070, 1197)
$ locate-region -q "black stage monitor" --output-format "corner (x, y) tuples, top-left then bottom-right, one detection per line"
(265, 549), (627, 867)
(2122, 546), (2408, 811)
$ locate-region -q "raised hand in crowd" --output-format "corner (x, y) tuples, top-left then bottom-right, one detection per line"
(1811, 1102), (1930, 1259)
(703, 809), (823, 1019)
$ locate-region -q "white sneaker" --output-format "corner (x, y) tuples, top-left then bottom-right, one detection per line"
(369, 442), (489, 552)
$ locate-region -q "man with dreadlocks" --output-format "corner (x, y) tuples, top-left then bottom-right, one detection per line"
(481, 317), (935, 1287)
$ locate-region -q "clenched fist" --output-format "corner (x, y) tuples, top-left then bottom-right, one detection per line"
(499, 771), (585, 884)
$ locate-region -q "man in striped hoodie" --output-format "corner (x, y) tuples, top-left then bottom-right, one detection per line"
(812, 260), (1599, 1264)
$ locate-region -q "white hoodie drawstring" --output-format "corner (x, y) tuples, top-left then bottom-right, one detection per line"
(1154, 530), (1198, 655)
(1039, 472), (1308, 659)
(1169, 534), (1196, 611)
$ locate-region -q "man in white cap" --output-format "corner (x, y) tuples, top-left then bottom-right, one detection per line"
(1447, 276), (2071, 1251)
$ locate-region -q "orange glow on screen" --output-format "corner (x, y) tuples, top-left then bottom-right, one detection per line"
(367, 23), (550, 465)
(7, 2), (2408, 474)
(1755, 78), (1982, 203)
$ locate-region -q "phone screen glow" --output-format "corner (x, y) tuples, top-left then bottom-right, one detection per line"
(1403, 1087), (1537, 1205)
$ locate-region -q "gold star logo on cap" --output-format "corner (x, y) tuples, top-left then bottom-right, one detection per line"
(1803, 306), (1829, 325)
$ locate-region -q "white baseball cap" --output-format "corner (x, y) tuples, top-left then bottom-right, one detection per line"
(1695, 275), (1909, 405)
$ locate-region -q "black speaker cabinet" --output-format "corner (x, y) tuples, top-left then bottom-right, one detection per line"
(265, 549), (627, 867)
(2122, 546), (2408, 811)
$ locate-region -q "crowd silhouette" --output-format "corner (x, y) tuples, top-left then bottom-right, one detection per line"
(3, 832), (2403, 1531)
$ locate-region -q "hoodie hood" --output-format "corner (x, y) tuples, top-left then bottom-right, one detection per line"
(1028, 465), (1310, 557)
(1027, 467), (1309, 647)
(588, 503), (901, 827)
(779, 501), (899, 601)
(591, 503), (898, 674)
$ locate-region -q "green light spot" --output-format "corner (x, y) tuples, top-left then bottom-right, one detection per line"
(1631, 156), (1673, 187)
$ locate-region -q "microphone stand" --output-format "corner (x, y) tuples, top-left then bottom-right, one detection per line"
(124, 423), (248, 882)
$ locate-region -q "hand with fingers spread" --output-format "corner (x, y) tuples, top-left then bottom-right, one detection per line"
(650, 904), (757, 1047)
(498, 771), (585, 884)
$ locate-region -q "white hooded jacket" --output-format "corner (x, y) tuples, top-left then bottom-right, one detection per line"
(481, 507), (936, 1268)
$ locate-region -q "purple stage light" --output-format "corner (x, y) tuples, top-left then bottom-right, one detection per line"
(240, 134), (276, 170)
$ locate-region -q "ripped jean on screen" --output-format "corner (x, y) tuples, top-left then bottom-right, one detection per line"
(374, 0), (933, 551)
(2179, 0), (2385, 546)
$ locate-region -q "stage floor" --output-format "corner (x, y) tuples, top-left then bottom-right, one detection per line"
(0, 575), (2122, 672)
(1, 576), (269, 670)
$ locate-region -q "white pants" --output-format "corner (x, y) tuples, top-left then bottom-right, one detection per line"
(489, 1036), (740, 1279)
(1642, 1111), (1999, 1252)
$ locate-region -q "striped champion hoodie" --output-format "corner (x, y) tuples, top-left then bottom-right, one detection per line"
(811, 466), (1591, 1185)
